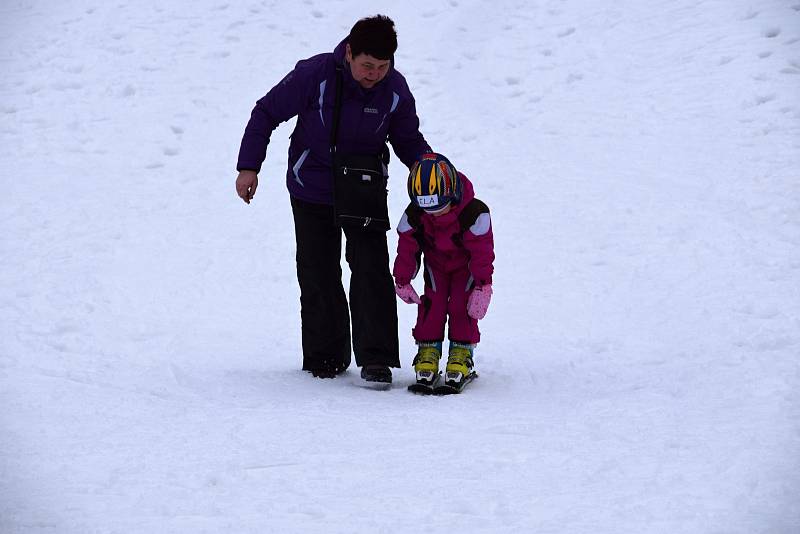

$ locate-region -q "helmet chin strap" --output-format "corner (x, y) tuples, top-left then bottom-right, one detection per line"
(424, 203), (452, 215)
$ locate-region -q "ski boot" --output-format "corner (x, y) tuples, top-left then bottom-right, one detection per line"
(407, 342), (442, 393)
(438, 342), (477, 393)
(414, 342), (442, 385)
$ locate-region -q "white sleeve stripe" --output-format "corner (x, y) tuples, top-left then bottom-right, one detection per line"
(318, 80), (327, 125)
(469, 212), (491, 236)
(398, 212), (412, 233)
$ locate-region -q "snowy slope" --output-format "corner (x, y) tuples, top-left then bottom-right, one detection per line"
(1, 1), (799, 532)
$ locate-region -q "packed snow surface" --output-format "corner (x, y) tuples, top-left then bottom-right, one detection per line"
(1, 1), (799, 532)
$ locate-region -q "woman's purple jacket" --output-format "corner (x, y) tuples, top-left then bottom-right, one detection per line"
(237, 38), (431, 205)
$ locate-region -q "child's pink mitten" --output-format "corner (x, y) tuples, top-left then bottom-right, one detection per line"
(395, 282), (421, 305)
(467, 285), (493, 319)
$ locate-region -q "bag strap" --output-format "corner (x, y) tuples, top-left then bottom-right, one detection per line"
(329, 65), (344, 157)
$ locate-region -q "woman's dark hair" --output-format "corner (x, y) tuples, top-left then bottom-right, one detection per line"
(348, 15), (397, 60)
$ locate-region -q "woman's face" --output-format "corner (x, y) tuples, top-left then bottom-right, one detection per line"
(346, 44), (391, 89)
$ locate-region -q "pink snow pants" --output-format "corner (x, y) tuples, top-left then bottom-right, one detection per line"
(412, 263), (480, 344)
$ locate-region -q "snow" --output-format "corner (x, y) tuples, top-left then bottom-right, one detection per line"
(1, 1), (799, 532)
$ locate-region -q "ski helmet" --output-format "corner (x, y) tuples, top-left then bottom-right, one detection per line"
(407, 153), (462, 213)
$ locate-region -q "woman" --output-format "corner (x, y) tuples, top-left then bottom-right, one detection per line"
(235, 15), (431, 384)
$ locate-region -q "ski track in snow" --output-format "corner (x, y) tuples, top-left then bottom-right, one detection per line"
(1, 1), (799, 533)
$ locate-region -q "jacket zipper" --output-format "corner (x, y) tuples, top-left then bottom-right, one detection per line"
(342, 166), (382, 176)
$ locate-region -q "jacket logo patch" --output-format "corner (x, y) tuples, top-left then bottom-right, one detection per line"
(363, 107), (379, 114)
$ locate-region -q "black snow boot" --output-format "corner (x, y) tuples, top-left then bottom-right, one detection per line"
(360, 364), (392, 384)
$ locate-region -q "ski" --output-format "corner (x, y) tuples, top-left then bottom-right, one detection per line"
(433, 371), (478, 395)
(407, 372), (441, 394)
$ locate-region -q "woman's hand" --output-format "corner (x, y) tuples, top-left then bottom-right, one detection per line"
(236, 170), (259, 204)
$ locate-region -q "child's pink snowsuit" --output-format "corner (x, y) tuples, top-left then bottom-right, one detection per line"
(393, 174), (494, 344)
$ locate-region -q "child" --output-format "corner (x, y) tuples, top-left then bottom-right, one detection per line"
(393, 153), (495, 389)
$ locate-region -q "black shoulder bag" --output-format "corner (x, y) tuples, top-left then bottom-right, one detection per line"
(330, 66), (391, 231)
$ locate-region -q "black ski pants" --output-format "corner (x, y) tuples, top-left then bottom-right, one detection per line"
(290, 196), (400, 371)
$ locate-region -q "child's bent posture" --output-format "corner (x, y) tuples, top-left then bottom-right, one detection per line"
(393, 153), (495, 389)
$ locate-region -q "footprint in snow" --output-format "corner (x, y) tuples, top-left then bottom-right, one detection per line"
(0, 354), (18, 368)
(205, 50), (230, 59)
(53, 81), (83, 91)
(757, 51), (772, 59)
(754, 94), (776, 105)
(749, 335), (797, 352)
(781, 61), (800, 74)
(763, 27), (781, 38)
(557, 27), (576, 38)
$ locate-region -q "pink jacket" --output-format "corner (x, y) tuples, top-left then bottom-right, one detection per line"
(393, 173), (494, 287)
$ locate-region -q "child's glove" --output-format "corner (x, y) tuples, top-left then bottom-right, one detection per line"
(394, 282), (421, 304)
(467, 285), (493, 319)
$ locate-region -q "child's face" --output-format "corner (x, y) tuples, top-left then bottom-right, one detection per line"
(426, 203), (452, 217)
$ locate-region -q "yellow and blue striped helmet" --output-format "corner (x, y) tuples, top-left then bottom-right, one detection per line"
(407, 153), (462, 213)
